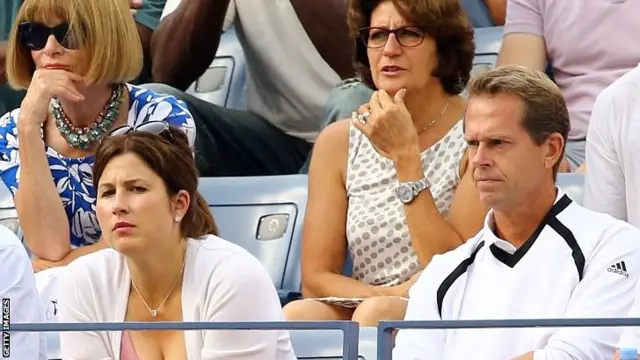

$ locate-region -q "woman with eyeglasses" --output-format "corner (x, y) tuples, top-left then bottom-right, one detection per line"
(58, 125), (296, 360)
(2, 0), (196, 271)
(283, 0), (488, 325)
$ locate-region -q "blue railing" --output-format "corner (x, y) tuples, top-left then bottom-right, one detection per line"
(11, 321), (360, 360)
(378, 317), (640, 359)
(11, 317), (640, 360)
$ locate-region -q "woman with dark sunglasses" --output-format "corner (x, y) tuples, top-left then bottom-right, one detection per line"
(58, 126), (297, 360)
(1, 0), (196, 272)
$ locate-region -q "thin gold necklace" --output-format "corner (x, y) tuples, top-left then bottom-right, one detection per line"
(130, 256), (186, 317)
(417, 98), (451, 134)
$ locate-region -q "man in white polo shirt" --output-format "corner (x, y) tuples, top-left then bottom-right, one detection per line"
(393, 65), (640, 360)
(0, 226), (46, 359)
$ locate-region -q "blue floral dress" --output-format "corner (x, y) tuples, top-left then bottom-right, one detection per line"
(0, 84), (197, 248)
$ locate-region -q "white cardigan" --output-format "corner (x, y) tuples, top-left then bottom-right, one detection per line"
(57, 235), (297, 360)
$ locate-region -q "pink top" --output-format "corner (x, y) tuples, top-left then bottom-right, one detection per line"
(504, 0), (640, 140)
(120, 331), (140, 360)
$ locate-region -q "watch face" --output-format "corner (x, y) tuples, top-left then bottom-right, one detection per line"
(397, 184), (413, 203)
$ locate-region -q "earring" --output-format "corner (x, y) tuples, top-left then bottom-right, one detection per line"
(174, 216), (181, 222)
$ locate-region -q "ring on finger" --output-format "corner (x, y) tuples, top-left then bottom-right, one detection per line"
(357, 110), (372, 124)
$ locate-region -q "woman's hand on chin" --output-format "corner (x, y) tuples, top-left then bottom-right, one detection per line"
(351, 88), (420, 162)
(19, 69), (85, 128)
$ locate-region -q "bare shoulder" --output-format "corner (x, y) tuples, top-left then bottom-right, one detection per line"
(311, 119), (352, 176)
(315, 119), (351, 150)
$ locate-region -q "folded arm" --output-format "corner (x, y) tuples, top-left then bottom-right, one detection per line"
(15, 123), (71, 261)
(393, 149), (487, 266)
(151, 0), (232, 90)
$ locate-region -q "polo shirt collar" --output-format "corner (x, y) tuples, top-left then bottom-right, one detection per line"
(481, 187), (573, 267)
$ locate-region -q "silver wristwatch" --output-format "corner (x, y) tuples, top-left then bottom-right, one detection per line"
(396, 178), (429, 204)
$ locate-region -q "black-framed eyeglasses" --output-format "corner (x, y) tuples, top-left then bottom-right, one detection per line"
(358, 26), (426, 48)
(17, 22), (80, 50)
(108, 121), (174, 142)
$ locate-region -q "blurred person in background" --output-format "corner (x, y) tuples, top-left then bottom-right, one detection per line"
(147, 0), (352, 177)
(282, 0), (487, 326)
(583, 64), (640, 229)
(497, 0), (640, 172)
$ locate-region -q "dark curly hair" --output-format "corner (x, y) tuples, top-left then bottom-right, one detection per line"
(348, 0), (475, 95)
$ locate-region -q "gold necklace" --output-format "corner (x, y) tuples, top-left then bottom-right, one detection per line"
(130, 256), (185, 317)
(417, 98), (451, 134)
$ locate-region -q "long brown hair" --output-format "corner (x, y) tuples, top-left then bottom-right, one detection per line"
(348, 0), (475, 95)
(93, 127), (218, 238)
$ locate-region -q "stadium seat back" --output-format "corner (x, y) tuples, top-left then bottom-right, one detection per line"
(556, 173), (585, 206)
(198, 175), (307, 303)
(185, 27), (247, 110)
(471, 26), (504, 77)
(160, 0), (247, 110)
(290, 327), (377, 360)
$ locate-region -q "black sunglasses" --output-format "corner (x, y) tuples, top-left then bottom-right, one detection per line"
(108, 121), (174, 142)
(18, 22), (79, 50)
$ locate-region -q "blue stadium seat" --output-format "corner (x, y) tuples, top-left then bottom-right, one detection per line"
(472, 26), (504, 77)
(198, 175), (308, 305)
(185, 26), (247, 110)
(160, 0), (247, 110)
(290, 327), (377, 360)
(556, 173), (585, 206)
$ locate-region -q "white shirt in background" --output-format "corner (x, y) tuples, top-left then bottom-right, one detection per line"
(161, 0), (341, 142)
(58, 235), (297, 360)
(584, 64), (640, 228)
(0, 226), (47, 360)
(393, 189), (640, 360)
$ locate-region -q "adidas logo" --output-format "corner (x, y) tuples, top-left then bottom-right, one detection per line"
(608, 261), (629, 278)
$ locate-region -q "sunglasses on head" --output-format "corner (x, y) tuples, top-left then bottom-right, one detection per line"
(107, 121), (174, 142)
(18, 22), (79, 50)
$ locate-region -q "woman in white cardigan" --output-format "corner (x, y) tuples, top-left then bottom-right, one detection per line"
(58, 122), (297, 360)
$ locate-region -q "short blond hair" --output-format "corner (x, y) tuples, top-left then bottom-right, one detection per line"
(6, 0), (143, 89)
(466, 65), (570, 178)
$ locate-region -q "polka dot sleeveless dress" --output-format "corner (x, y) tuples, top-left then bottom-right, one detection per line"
(307, 120), (467, 309)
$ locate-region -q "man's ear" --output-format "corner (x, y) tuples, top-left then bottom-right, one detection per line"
(544, 133), (565, 170)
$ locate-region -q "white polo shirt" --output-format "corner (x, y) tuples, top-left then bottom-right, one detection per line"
(394, 189), (640, 360)
(0, 226), (47, 360)
(584, 64), (640, 228)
